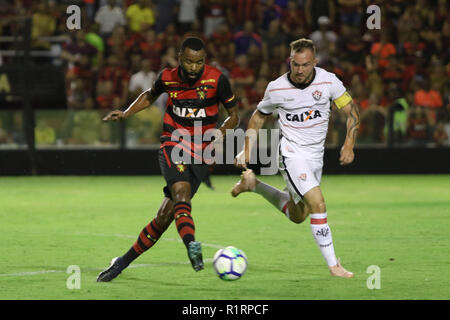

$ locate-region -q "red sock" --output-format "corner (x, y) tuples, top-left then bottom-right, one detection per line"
(173, 201), (195, 247)
(132, 218), (165, 255)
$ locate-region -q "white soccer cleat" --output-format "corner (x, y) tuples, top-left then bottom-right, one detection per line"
(231, 169), (256, 197)
(329, 259), (354, 278)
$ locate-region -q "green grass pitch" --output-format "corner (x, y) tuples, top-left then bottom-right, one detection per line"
(0, 174), (449, 300)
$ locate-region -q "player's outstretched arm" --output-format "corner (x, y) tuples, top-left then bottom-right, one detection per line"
(102, 89), (160, 121)
(218, 106), (239, 136)
(339, 101), (360, 165)
(234, 109), (268, 169)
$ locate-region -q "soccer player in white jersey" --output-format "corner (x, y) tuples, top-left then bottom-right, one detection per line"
(232, 38), (360, 278)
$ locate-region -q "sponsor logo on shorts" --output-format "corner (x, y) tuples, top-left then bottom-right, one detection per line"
(299, 173), (307, 180)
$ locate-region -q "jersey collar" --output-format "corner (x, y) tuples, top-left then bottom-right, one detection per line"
(287, 68), (316, 90)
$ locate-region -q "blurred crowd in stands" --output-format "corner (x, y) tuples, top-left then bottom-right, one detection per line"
(0, 0), (449, 147)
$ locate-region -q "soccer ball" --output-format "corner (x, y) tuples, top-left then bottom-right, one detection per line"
(213, 246), (248, 281)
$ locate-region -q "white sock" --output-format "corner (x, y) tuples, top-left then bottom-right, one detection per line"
(310, 213), (338, 267)
(254, 181), (291, 217)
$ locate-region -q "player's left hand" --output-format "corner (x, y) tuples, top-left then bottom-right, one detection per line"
(339, 145), (354, 165)
(102, 110), (126, 121)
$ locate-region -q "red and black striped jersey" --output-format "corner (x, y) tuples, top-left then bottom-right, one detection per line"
(151, 64), (237, 161)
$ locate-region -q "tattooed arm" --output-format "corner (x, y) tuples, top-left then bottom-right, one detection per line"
(339, 101), (360, 165)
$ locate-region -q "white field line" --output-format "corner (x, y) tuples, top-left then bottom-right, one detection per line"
(0, 233), (224, 277)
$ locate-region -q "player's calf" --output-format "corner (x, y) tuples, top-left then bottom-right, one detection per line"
(286, 200), (309, 224)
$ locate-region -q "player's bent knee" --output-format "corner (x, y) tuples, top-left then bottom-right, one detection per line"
(288, 201), (308, 224)
(311, 201), (326, 213)
(170, 181), (191, 203)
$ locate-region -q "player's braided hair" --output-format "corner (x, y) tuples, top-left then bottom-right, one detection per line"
(290, 38), (316, 56)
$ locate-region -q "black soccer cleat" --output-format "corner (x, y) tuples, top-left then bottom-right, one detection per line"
(96, 257), (127, 282)
(187, 241), (204, 271)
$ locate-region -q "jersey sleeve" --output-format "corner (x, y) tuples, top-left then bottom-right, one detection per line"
(148, 71), (165, 97)
(217, 74), (237, 109)
(330, 74), (352, 109)
(256, 83), (277, 115)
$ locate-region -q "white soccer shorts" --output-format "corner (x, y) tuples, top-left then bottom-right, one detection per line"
(278, 154), (323, 204)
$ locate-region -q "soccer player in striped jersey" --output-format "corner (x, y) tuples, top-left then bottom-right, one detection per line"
(232, 38), (360, 278)
(97, 37), (239, 282)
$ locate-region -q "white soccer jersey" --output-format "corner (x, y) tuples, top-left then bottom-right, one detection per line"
(257, 67), (350, 159)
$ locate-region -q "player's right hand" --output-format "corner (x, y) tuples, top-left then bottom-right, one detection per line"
(234, 149), (248, 170)
(102, 110), (126, 121)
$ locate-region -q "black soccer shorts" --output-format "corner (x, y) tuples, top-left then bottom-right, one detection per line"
(159, 146), (209, 200)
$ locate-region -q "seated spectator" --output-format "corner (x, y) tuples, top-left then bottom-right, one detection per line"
(31, 1), (56, 50)
(160, 45), (178, 69)
(309, 16), (338, 66)
(213, 43), (235, 74)
(305, 0), (335, 32)
(382, 55), (403, 87)
(370, 32), (397, 69)
(35, 119), (56, 146)
(226, 0), (261, 30)
(280, 0), (308, 43)
(257, 61), (271, 80)
(126, 0), (156, 34)
(182, 19), (207, 41)
(157, 23), (181, 49)
(245, 77), (267, 110)
(48, 0), (67, 36)
(155, 0), (177, 34)
(359, 93), (387, 143)
(406, 104), (433, 146)
(208, 22), (234, 60)
(262, 20), (287, 62)
(106, 24), (127, 58)
(202, 0), (227, 38)
(230, 54), (255, 89)
(350, 74), (368, 110)
(61, 30), (98, 71)
(385, 0), (407, 27)
(96, 55), (130, 109)
(233, 85), (251, 129)
(138, 28), (164, 72)
(95, 0), (126, 39)
(176, 0), (200, 33)
(233, 21), (262, 56)
(67, 77), (95, 110)
(128, 59), (157, 100)
(65, 53), (95, 96)
(261, 0), (282, 31)
(433, 121), (449, 146)
(397, 5), (422, 43)
(339, 25), (366, 65)
(414, 78), (443, 123)
(429, 58), (447, 94)
(336, 0), (362, 27)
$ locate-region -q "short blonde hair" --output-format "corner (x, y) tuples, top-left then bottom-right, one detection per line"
(290, 38), (316, 56)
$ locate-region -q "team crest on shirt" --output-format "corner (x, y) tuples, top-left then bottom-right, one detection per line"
(175, 161), (186, 173)
(196, 86), (208, 100)
(312, 90), (322, 101)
